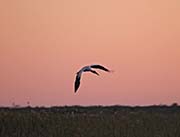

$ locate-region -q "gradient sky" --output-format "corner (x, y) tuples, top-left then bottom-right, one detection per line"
(0, 0), (180, 106)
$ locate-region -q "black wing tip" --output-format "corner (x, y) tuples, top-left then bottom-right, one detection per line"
(74, 81), (80, 93)
(74, 89), (78, 93)
(107, 69), (111, 72)
(74, 86), (78, 93)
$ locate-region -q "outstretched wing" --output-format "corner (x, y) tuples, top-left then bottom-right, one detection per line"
(91, 64), (110, 72)
(74, 73), (81, 93)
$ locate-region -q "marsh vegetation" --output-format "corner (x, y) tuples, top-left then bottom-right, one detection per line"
(0, 105), (180, 137)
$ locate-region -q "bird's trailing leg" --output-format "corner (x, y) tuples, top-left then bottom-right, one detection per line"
(90, 70), (99, 76)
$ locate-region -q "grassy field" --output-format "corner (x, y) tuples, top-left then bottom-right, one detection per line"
(0, 105), (180, 137)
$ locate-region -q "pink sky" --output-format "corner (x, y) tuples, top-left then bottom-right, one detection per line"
(0, 0), (180, 106)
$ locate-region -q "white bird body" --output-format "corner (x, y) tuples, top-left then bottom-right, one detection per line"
(76, 66), (91, 78)
(74, 64), (111, 93)
(80, 66), (91, 72)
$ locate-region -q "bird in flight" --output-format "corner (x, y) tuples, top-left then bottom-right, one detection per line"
(74, 64), (112, 93)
